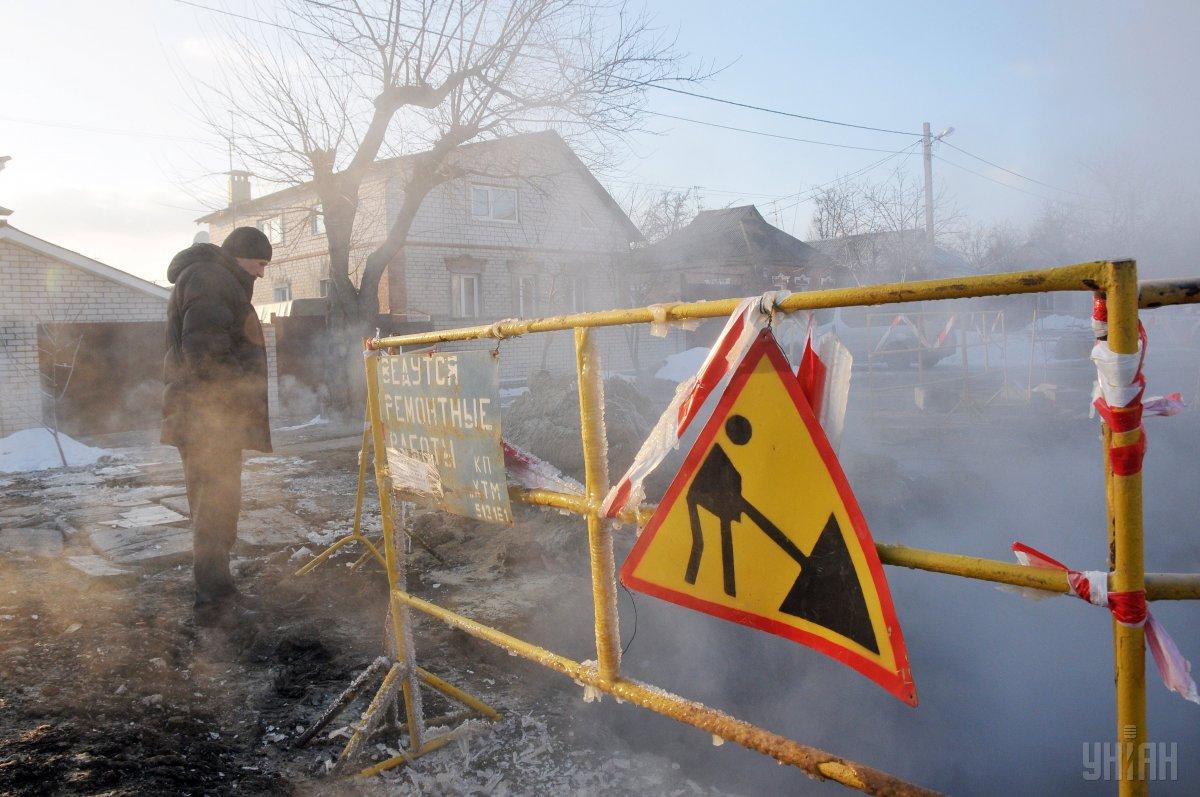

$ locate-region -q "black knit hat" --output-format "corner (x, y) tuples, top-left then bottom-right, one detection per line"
(221, 226), (273, 261)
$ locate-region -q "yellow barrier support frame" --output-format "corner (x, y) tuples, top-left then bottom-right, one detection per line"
(293, 418), (386, 577)
(1106, 261), (1147, 796)
(349, 263), (1200, 795)
(307, 351), (500, 777)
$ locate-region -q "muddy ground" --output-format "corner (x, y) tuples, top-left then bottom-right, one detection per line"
(0, 437), (728, 796)
(3, 345), (1200, 795)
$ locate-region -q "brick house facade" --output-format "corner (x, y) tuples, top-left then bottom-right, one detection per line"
(200, 131), (680, 383)
(0, 222), (168, 435)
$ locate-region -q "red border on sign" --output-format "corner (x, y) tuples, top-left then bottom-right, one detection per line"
(620, 329), (917, 706)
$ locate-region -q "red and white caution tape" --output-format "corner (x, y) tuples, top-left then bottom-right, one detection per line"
(1012, 542), (1199, 705)
(796, 331), (853, 451)
(1090, 297), (1149, 476)
(601, 292), (788, 518)
(1144, 392), (1186, 416)
(503, 440), (584, 496)
(935, 313), (957, 347)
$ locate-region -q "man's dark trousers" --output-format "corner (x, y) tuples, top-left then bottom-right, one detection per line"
(180, 445), (243, 605)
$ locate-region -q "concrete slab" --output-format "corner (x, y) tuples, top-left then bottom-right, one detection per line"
(0, 508), (41, 528)
(236, 507), (311, 548)
(158, 495), (191, 516)
(102, 505), (188, 529)
(90, 524), (192, 566)
(0, 527), (64, 558)
(65, 504), (125, 525)
(65, 554), (135, 579)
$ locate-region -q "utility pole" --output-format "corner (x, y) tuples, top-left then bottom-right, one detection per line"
(922, 121), (934, 249)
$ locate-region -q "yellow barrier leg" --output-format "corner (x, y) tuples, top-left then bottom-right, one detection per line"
(365, 351), (425, 753)
(294, 422), (387, 576)
(574, 327), (622, 683)
(1106, 260), (1147, 797)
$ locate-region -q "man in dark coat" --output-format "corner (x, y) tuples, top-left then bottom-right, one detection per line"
(162, 227), (273, 625)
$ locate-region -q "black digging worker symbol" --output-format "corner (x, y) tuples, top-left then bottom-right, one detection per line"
(684, 414), (879, 653)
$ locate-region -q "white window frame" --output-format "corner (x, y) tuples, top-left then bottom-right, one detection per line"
(469, 184), (518, 223)
(451, 273), (481, 318)
(568, 276), (587, 313)
(319, 278), (332, 298)
(515, 274), (538, 317)
(258, 215), (285, 245)
(272, 282), (292, 302)
(311, 206), (325, 236)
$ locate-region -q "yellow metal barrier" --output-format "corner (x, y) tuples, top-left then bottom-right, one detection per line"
(298, 261), (1200, 795)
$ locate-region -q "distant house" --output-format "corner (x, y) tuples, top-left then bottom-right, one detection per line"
(199, 131), (675, 383)
(0, 219), (174, 437)
(635, 205), (823, 303)
(806, 229), (970, 288)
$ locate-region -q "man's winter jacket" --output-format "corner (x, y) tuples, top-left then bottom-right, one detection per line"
(161, 243), (272, 452)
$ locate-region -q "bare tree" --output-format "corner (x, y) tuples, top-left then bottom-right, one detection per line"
(809, 168), (961, 284)
(188, 0), (693, 407)
(949, 221), (1022, 274)
(624, 185), (698, 243)
(1, 307), (84, 468)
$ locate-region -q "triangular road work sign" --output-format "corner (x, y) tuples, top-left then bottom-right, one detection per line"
(621, 329), (916, 705)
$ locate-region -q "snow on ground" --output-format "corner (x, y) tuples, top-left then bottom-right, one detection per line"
(654, 347), (709, 383)
(274, 414), (329, 432)
(0, 428), (116, 474)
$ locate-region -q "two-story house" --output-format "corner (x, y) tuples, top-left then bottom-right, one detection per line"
(199, 131), (678, 387)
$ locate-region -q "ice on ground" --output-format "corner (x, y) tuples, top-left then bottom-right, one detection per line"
(499, 387), (529, 406)
(654, 347), (709, 383)
(0, 428), (116, 474)
(274, 414), (328, 432)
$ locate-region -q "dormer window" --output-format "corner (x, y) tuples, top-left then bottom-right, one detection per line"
(470, 185), (518, 222)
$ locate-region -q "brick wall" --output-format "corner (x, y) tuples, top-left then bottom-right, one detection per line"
(0, 239), (169, 435)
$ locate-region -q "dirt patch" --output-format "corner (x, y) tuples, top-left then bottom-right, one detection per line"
(0, 442), (726, 796)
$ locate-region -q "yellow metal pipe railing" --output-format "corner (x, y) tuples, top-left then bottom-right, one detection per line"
(1105, 262), (1148, 797)
(391, 587), (939, 797)
(1138, 278), (1200, 309)
(370, 262), (1108, 349)
(574, 327), (623, 683)
(336, 260), (1200, 794)
(507, 486), (1200, 600)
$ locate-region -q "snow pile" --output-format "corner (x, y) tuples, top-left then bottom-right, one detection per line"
(274, 414), (328, 432)
(0, 428), (115, 474)
(503, 371), (660, 481)
(653, 347), (709, 383)
(1038, 314), (1091, 331)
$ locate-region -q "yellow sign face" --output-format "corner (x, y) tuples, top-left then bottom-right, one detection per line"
(621, 330), (916, 705)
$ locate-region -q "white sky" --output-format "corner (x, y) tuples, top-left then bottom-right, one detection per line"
(2, 0), (1198, 284)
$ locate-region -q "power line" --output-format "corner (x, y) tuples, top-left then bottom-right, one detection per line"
(773, 138), (923, 215)
(174, 0), (922, 138)
(0, 114), (207, 144)
(644, 111), (919, 154)
(171, 0), (317, 38)
(298, 0), (924, 135)
(932, 153), (1057, 203)
(940, 139), (1085, 198)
